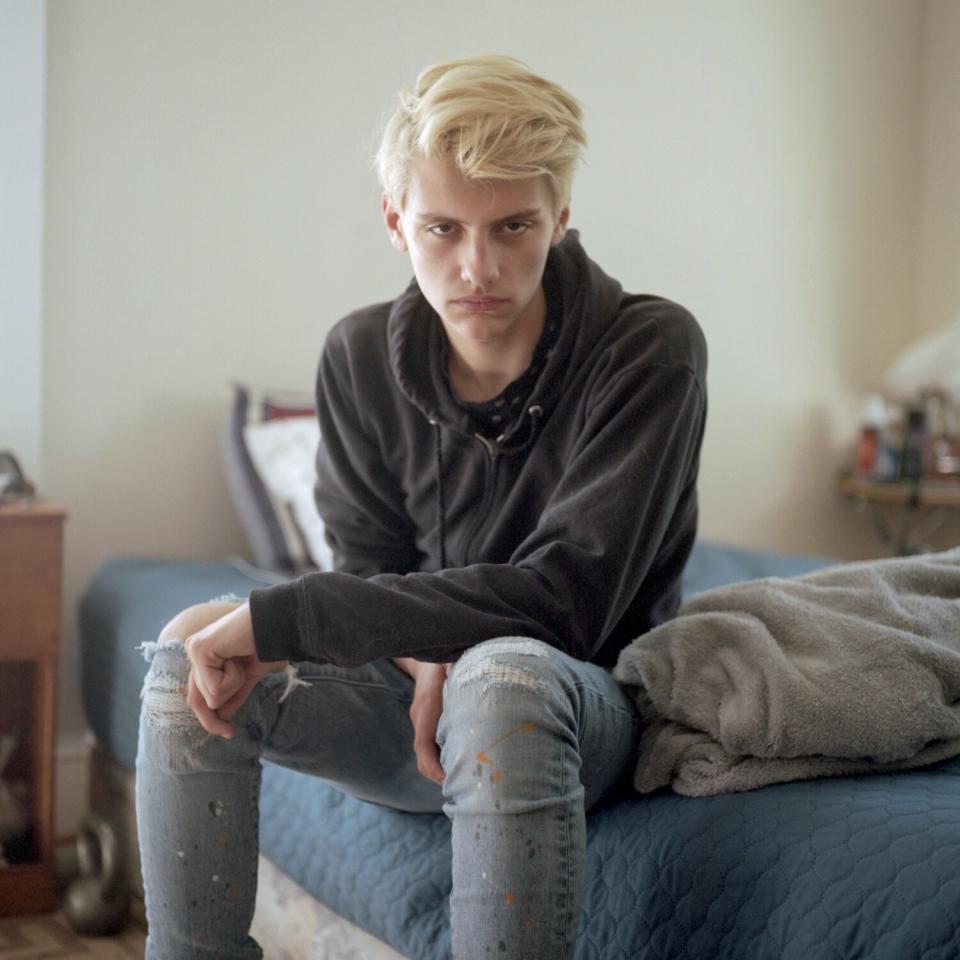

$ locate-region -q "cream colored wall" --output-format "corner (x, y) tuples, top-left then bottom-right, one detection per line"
(912, 0), (960, 552)
(42, 0), (941, 742)
(917, 0), (960, 336)
(1, 0), (45, 480)
(571, 3), (926, 558)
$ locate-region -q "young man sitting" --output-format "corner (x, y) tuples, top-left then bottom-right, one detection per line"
(136, 53), (707, 959)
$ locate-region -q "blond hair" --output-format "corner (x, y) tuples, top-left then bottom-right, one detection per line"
(376, 55), (586, 214)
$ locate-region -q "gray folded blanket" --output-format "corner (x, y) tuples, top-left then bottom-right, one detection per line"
(614, 548), (960, 796)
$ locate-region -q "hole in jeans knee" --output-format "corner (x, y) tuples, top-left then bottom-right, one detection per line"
(449, 640), (552, 697)
(141, 669), (202, 732)
(451, 660), (545, 694)
(138, 637), (204, 733)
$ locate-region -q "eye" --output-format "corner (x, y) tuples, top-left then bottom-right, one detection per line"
(501, 221), (533, 235)
(427, 223), (457, 237)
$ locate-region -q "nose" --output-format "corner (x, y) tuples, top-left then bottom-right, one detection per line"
(460, 235), (500, 289)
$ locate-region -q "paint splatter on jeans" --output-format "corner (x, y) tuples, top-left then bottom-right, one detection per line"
(136, 635), (640, 959)
(439, 638), (640, 959)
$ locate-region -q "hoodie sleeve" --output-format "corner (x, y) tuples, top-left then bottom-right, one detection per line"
(249, 316), (707, 667)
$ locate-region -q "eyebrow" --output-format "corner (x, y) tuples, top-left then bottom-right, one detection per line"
(413, 208), (544, 224)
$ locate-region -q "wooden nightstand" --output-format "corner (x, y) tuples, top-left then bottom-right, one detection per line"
(0, 500), (67, 915)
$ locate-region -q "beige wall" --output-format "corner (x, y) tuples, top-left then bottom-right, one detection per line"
(1, 0), (45, 479)
(913, 0), (960, 552)
(40, 0), (953, 740)
(918, 0), (960, 335)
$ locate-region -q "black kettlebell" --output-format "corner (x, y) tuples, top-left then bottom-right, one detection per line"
(63, 812), (130, 936)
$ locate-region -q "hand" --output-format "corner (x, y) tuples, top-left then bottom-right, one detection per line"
(407, 662), (452, 786)
(184, 603), (287, 739)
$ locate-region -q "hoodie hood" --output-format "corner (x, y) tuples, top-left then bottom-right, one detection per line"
(387, 230), (624, 446)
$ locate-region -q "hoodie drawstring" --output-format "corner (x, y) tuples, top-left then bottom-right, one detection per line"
(430, 404), (542, 571)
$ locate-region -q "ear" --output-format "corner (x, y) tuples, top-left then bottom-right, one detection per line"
(382, 193), (408, 252)
(550, 207), (570, 246)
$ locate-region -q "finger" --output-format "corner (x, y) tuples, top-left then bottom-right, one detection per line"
(191, 660), (221, 711)
(415, 737), (445, 785)
(217, 674), (261, 721)
(188, 645), (243, 712)
(187, 673), (235, 739)
(204, 657), (245, 711)
(184, 634), (215, 705)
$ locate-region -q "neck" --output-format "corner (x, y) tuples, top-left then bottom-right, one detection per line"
(447, 286), (546, 403)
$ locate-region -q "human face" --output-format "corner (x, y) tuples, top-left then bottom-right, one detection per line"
(382, 157), (569, 357)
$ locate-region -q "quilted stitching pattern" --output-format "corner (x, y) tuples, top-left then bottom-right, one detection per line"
(80, 545), (960, 958)
(259, 757), (960, 960)
(260, 765), (451, 958)
(577, 763), (960, 959)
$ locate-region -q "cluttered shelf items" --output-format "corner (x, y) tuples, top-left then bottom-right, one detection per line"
(854, 390), (960, 485)
(851, 317), (960, 487)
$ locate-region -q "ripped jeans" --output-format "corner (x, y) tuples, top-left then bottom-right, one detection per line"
(136, 634), (641, 960)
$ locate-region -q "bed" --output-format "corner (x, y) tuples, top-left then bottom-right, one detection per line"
(77, 538), (960, 959)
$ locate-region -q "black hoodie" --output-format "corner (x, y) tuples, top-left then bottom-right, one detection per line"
(249, 232), (707, 669)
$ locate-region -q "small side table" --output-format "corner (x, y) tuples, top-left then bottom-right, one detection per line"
(0, 500), (67, 916)
(835, 472), (960, 555)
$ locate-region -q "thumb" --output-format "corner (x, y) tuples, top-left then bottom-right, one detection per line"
(415, 736), (445, 785)
(201, 656), (246, 711)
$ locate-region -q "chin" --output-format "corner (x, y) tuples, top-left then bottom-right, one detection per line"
(449, 316), (514, 344)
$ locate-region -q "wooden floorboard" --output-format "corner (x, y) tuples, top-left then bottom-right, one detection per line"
(0, 911), (146, 959)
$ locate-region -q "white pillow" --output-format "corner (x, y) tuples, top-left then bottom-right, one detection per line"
(242, 416), (334, 572)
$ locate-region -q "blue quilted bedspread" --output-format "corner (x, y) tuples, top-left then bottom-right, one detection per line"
(79, 543), (960, 959)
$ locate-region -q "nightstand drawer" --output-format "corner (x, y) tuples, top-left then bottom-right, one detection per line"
(0, 499), (66, 916)
(0, 513), (64, 655)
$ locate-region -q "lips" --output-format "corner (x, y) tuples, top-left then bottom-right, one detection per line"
(452, 297), (507, 312)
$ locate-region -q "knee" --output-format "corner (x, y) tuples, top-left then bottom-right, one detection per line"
(438, 639), (580, 811)
(140, 601), (239, 733)
(157, 599), (243, 646)
(446, 637), (557, 699)
(139, 638), (200, 736)
(441, 637), (574, 733)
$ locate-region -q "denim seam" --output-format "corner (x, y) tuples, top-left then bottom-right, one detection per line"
(557, 720), (573, 960)
(572, 678), (637, 720)
(245, 743), (261, 956)
(279, 674), (415, 711)
(283, 674), (404, 694)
